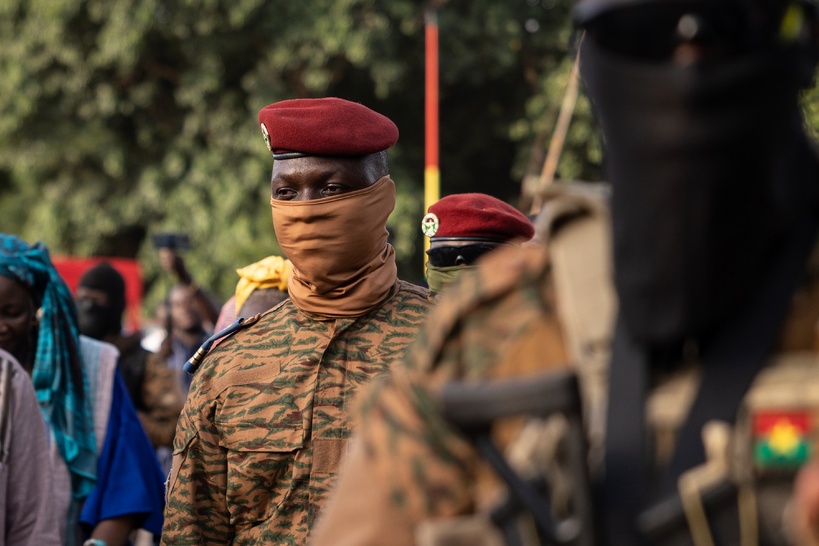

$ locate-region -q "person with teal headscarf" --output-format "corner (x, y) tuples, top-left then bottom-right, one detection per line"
(0, 234), (165, 546)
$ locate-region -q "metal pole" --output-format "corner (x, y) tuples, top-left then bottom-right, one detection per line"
(529, 49), (581, 216)
(424, 6), (440, 274)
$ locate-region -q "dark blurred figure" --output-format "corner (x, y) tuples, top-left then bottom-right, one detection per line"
(76, 261), (184, 449)
(576, 1), (819, 544)
(421, 193), (535, 300)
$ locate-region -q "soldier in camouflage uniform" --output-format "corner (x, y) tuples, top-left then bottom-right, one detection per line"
(310, 189), (605, 546)
(161, 97), (431, 545)
(311, 1), (819, 544)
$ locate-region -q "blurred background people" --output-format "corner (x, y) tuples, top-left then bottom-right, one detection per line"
(421, 193), (535, 299)
(0, 347), (61, 545)
(157, 283), (210, 396)
(152, 241), (220, 397)
(0, 234), (165, 546)
(154, 234), (220, 331)
(75, 262), (184, 449)
(140, 300), (168, 355)
(213, 255), (292, 332)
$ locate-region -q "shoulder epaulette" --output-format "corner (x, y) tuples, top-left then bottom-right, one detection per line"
(183, 313), (263, 375)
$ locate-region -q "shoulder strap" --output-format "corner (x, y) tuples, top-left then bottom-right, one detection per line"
(537, 181), (616, 463)
(183, 314), (263, 375)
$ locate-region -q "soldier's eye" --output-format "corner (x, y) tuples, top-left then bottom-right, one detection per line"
(273, 187), (297, 200)
(322, 185), (345, 196)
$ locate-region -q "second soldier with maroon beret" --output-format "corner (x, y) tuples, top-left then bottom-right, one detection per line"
(421, 193), (534, 298)
(162, 97), (431, 545)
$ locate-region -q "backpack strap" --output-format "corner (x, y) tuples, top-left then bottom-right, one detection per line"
(536, 181), (616, 465)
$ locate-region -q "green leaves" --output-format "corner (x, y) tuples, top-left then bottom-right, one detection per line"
(0, 0), (600, 313)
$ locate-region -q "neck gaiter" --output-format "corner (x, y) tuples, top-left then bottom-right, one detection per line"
(270, 176), (399, 317)
(425, 263), (474, 294)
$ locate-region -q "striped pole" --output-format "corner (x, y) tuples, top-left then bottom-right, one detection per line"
(424, 6), (440, 273)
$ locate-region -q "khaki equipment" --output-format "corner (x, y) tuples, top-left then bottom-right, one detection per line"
(437, 370), (595, 546)
(427, 182), (819, 545)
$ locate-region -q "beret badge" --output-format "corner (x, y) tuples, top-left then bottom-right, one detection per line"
(421, 213), (440, 238)
(260, 123), (272, 153)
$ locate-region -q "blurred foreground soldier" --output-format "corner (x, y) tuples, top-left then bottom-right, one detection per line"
(791, 461), (819, 544)
(422, 193), (534, 299)
(0, 347), (61, 544)
(577, 1), (819, 543)
(162, 97), (431, 545)
(312, 3), (819, 546)
(76, 261), (184, 449)
(311, 180), (615, 546)
(311, 180), (614, 546)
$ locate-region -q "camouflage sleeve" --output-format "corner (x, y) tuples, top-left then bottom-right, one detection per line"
(312, 246), (567, 546)
(138, 353), (185, 448)
(161, 382), (233, 544)
(360, 368), (478, 516)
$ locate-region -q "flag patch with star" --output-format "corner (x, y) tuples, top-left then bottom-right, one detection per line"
(752, 410), (811, 470)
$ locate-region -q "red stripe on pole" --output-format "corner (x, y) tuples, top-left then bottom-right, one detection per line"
(425, 8), (439, 170)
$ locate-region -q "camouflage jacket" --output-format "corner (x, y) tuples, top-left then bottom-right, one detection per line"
(161, 280), (430, 545)
(311, 244), (569, 546)
(311, 237), (819, 546)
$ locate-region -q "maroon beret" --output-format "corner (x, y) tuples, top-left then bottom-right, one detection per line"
(421, 193), (535, 243)
(258, 97), (398, 159)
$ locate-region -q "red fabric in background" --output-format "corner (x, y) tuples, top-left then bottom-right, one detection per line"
(52, 257), (143, 333)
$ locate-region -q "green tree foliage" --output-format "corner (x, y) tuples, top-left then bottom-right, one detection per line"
(0, 0), (595, 312)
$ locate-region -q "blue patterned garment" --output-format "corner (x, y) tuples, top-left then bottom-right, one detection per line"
(0, 234), (97, 499)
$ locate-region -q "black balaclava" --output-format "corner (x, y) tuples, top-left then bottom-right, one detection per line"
(580, 7), (819, 347)
(577, 4), (819, 543)
(76, 262), (126, 340)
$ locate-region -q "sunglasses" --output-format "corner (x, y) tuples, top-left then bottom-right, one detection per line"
(426, 244), (502, 267)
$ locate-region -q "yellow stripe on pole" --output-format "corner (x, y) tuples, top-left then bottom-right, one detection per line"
(424, 165), (440, 257)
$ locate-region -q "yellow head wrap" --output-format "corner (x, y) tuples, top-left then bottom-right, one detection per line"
(234, 255), (292, 313)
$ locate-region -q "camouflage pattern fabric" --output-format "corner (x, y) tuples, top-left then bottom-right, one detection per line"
(311, 240), (819, 546)
(311, 245), (570, 546)
(162, 280), (430, 545)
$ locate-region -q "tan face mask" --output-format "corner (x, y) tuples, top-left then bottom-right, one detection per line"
(270, 176), (398, 317)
